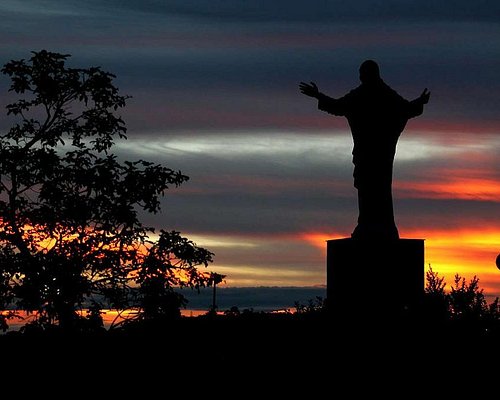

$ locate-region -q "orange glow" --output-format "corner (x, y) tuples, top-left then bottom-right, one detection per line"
(396, 178), (500, 201)
(1, 309), (210, 331)
(302, 228), (500, 296)
(0, 221), (200, 284)
(0, 221), (147, 255)
(301, 232), (347, 247)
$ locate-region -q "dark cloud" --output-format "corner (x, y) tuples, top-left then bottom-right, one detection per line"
(2, 1), (500, 133)
(397, 199), (500, 231)
(180, 286), (327, 312)
(46, 1), (500, 24)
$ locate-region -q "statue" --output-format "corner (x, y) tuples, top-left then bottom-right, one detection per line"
(300, 60), (430, 240)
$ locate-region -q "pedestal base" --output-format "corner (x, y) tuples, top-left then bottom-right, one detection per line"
(327, 238), (424, 319)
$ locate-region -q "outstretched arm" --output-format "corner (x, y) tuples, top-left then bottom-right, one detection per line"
(299, 81), (320, 98)
(407, 88), (431, 118)
(299, 81), (348, 116)
(415, 88), (431, 105)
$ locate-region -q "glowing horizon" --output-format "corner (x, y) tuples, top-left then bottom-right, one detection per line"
(300, 228), (500, 295)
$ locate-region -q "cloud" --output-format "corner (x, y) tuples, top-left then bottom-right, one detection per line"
(53, 1), (500, 24)
(0, 0), (85, 17)
(180, 286), (327, 311)
(2, 2), (500, 135)
(110, 131), (500, 238)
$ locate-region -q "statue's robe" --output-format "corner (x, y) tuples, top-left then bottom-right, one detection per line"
(318, 80), (424, 239)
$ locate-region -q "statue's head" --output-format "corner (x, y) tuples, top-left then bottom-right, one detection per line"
(359, 60), (381, 84)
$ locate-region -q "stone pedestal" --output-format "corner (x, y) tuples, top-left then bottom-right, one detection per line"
(327, 238), (424, 319)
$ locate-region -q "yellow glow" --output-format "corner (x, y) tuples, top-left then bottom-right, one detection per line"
(208, 264), (324, 287)
(302, 228), (500, 296)
(404, 228), (500, 285)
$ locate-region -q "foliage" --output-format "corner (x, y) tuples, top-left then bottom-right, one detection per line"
(448, 274), (488, 321)
(134, 230), (214, 322)
(0, 311), (15, 333)
(0, 50), (214, 331)
(425, 265), (446, 296)
(224, 306), (242, 317)
(424, 266), (499, 323)
(294, 296), (326, 315)
(424, 265), (449, 320)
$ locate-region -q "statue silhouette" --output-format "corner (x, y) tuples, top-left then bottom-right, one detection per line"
(300, 60), (430, 240)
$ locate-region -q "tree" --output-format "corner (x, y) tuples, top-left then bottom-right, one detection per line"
(0, 50), (214, 331)
(423, 265), (449, 321)
(134, 230), (215, 323)
(424, 267), (500, 324)
(448, 274), (488, 321)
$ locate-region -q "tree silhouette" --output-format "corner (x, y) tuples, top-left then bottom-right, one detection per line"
(448, 274), (488, 322)
(424, 266), (449, 321)
(0, 50), (214, 332)
(134, 230), (214, 323)
(424, 267), (500, 325)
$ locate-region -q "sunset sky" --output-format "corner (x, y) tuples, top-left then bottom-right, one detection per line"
(0, 1), (499, 295)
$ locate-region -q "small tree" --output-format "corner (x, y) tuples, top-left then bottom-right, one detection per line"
(0, 50), (214, 331)
(424, 267), (500, 324)
(135, 230), (214, 322)
(424, 265), (449, 321)
(448, 274), (488, 321)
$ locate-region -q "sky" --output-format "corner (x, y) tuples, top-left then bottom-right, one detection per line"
(0, 1), (499, 294)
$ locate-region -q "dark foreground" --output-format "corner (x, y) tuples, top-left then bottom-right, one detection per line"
(2, 315), (499, 396)
(2, 312), (499, 365)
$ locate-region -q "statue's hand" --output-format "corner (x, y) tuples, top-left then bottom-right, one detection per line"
(299, 81), (320, 98)
(419, 88), (431, 104)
